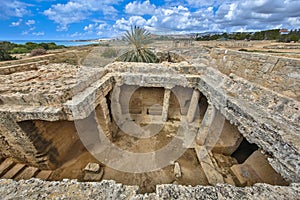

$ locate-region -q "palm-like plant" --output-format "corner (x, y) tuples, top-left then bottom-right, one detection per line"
(116, 26), (158, 63)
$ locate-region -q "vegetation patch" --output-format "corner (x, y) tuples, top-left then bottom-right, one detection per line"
(116, 26), (159, 63)
(196, 29), (300, 42)
(0, 41), (65, 61)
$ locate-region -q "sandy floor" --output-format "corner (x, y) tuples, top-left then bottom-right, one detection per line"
(50, 122), (209, 193)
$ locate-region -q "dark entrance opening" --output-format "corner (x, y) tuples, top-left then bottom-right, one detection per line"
(231, 138), (259, 164)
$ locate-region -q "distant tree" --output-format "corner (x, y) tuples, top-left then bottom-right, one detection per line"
(10, 47), (29, 54)
(221, 32), (228, 39)
(0, 41), (16, 61)
(40, 43), (49, 50)
(116, 26), (158, 63)
(25, 42), (40, 51)
(0, 48), (15, 61)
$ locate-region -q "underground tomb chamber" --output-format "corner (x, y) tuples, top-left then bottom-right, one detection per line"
(1, 58), (298, 196)
(0, 85), (288, 193)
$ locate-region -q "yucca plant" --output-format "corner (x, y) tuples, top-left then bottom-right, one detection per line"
(116, 26), (158, 63)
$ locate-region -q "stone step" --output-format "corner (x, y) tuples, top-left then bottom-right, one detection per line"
(15, 166), (40, 180)
(0, 158), (15, 177)
(35, 170), (52, 180)
(2, 163), (26, 179)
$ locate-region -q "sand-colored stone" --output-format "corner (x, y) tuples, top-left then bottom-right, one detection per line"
(15, 166), (39, 180)
(195, 146), (224, 185)
(187, 89), (201, 123)
(35, 170), (52, 180)
(83, 167), (104, 181)
(2, 163), (26, 179)
(162, 89), (171, 122)
(230, 150), (288, 186)
(0, 158), (15, 176)
(212, 120), (243, 155)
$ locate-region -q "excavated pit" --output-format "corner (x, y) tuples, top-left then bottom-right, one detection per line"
(1, 83), (289, 193)
(0, 46), (299, 197)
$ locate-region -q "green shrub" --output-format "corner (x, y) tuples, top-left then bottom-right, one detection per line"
(0, 49), (16, 61)
(25, 42), (40, 51)
(47, 42), (65, 50)
(0, 41), (17, 61)
(10, 47), (29, 54)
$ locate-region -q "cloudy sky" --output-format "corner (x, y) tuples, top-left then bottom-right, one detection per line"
(1, 0), (299, 40)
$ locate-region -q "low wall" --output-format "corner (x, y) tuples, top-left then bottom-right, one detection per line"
(0, 179), (299, 199)
(210, 48), (300, 100)
(0, 60), (48, 75)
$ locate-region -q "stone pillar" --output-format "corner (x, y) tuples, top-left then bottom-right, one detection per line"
(196, 104), (215, 145)
(187, 89), (201, 123)
(96, 96), (112, 139)
(162, 89), (171, 122)
(110, 86), (123, 123)
(196, 105), (225, 147)
(109, 86), (124, 139)
(98, 97), (111, 124)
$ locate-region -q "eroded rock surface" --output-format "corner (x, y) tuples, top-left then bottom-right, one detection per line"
(0, 179), (299, 200)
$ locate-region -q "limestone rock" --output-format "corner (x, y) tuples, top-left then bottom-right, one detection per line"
(83, 168), (104, 182)
(83, 163), (103, 181)
(84, 163), (100, 173)
(1, 178), (299, 199)
(174, 162), (182, 178)
(230, 150), (288, 186)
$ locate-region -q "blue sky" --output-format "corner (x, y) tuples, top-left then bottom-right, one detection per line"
(1, 0), (299, 40)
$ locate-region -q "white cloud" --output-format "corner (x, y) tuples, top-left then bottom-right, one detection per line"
(186, 0), (228, 7)
(32, 32), (45, 36)
(83, 23), (108, 35)
(8, 0), (293, 38)
(10, 19), (22, 27)
(125, 0), (156, 15)
(84, 24), (94, 32)
(114, 16), (148, 31)
(97, 23), (108, 30)
(26, 20), (35, 26)
(0, 0), (30, 19)
(114, 0), (300, 35)
(70, 32), (83, 37)
(43, 1), (87, 31)
(213, 0), (300, 31)
(114, 5), (211, 34)
(43, 0), (121, 31)
(22, 28), (44, 36)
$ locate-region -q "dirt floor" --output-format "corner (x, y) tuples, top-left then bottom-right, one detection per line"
(49, 121), (209, 193)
